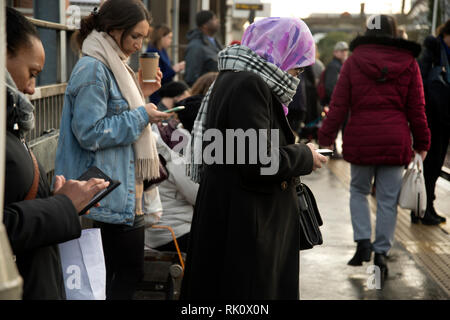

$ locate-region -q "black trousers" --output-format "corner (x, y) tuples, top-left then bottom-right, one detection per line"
(423, 119), (450, 209)
(94, 220), (145, 300)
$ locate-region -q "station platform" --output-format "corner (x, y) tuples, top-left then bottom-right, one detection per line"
(300, 158), (450, 300)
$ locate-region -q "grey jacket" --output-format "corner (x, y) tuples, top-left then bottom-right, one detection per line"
(183, 29), (223, 86)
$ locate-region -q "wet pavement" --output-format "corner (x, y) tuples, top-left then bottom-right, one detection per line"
(299, 160), (450, 300)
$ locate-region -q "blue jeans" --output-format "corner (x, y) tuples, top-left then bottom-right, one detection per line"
(350, 164), (403, 255)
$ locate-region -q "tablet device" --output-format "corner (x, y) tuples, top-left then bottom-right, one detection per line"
(76, 166), (121, 216)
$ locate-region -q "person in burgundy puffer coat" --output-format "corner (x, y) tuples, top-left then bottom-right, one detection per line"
(318, 15), (430, 284)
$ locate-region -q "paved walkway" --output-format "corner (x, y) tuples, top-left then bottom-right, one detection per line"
(300, 159), (450, 300)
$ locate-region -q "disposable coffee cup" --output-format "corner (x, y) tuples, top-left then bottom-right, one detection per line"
(140, 52), (159, 83)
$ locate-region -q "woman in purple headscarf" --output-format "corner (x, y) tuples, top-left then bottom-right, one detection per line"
(181, 17), (327, 300)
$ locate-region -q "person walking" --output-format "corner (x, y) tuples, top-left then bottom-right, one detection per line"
(4, 7), (109, 300)
(318, 15), (430, 284)
(183, 10), (223, 86)
(323, 41), (349, 107)
(55, 0), (171, 300)
(412, 19), (450, 225)
(181, 17), (327, 300)
(146, 25), (186, 104)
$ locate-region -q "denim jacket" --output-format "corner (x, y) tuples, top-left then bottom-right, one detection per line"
(55, 56), (150, 226)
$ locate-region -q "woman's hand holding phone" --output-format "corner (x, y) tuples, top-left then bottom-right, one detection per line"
(144, 103), (172, 123)
(306, 143), (328, 170)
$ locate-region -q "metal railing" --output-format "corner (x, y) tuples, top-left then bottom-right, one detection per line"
(25, 16), (75, 183)
(26, 83), (66, 142)
(27, 84), (66, 185)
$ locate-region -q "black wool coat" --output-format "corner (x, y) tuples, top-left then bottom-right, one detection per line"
(418, 35), (450, 127)
(180, 71), (314, 300)
(3, 90), (81, 300)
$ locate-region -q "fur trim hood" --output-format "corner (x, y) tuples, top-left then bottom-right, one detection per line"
(350, 35), (421, 57)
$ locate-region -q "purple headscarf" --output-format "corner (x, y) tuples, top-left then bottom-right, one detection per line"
(241, 17), (315, 72)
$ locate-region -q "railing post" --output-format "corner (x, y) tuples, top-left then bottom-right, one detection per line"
(171, 0), (180, 66)
(59, 0), (67, 82)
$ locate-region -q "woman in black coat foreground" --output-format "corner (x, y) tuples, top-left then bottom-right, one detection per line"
(3, 7), (108, 299)
(181, 17), (327, 300)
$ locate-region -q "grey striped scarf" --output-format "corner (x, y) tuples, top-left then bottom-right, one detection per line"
(187, 45), (300, 183)
(6, 70), (35, 135)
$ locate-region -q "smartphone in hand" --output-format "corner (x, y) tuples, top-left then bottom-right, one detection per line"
(162, 106), (185, 113)
(316, 149), (334, 157)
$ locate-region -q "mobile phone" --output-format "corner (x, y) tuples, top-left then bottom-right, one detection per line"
(316, 149), (334, 156)
(163, 106), (185, 113)
(76, 166), (121, 216)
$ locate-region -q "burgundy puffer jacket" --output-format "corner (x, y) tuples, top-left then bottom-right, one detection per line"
(318, 36), (431, 165)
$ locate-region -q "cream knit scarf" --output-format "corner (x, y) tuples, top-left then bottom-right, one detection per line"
(82, 30), (160, 215)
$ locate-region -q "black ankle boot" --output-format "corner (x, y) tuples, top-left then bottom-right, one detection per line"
(410, 209), (441, 225)
(348, 239), (372, 266)
(429, 207), (446, 223)
(420, 209), (442, 225)
(374, 253), (388, 287)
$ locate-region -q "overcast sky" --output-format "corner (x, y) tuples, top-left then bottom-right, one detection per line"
(269, 0), (411, 18)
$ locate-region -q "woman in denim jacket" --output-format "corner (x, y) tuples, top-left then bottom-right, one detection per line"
(55, 0), (170, 299)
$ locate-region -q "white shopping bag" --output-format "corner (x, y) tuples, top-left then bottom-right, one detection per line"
(59, 228), (106, 300)
(398, 153), (427, 218)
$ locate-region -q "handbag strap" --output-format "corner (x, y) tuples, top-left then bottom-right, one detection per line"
(24, 149), (40, 200)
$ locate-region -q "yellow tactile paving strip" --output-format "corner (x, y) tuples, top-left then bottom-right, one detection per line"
(327, 159), (450, 296)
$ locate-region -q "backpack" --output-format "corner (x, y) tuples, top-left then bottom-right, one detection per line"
(316, 70), (326, 104)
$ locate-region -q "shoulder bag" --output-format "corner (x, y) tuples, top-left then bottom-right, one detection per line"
(297, 178), (324, 250)
(398, 153), (427, 218)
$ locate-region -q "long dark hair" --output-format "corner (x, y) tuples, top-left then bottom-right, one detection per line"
(150, 25), (171, 50)
(74, 0), (151, 51)
(365, 14), (398, 38)
(6, 7), (40, 56)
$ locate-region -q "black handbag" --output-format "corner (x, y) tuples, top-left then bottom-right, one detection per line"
(296, 179), (323, 250)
